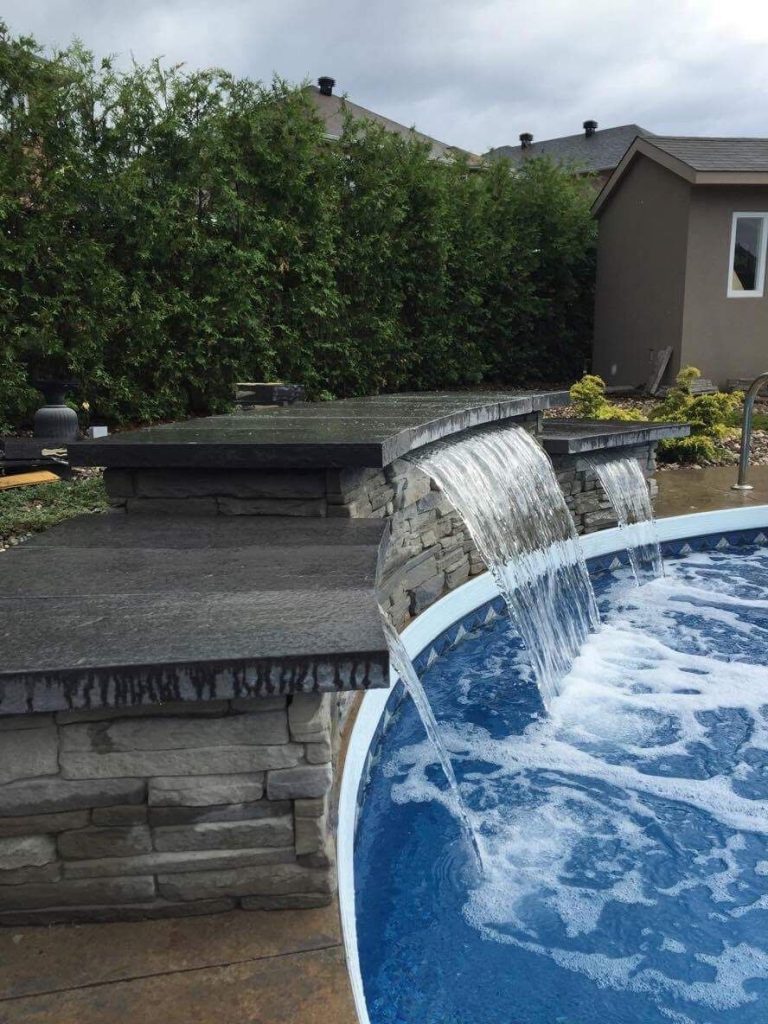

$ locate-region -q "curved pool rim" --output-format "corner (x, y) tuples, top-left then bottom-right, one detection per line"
(338, 505), (768, 1024)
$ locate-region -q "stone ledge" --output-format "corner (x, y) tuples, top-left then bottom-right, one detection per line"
(69, 391), (567, 470)
(0, 515), (388, 714)
(540, 419), (689, 455)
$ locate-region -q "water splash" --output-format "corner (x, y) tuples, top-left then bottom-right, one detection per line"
(411, 425), (599, 708)
(588, 456), (664, 583)
(378, 609), (485, 874)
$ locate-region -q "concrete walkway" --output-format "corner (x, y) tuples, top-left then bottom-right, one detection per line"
(656, 464), (768, 518)
(0, 903), (357, 1024)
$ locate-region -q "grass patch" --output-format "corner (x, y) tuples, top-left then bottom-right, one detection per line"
(0, 473), (108, 546)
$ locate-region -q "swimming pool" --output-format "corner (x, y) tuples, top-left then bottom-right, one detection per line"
(340, 508), (768, 1024)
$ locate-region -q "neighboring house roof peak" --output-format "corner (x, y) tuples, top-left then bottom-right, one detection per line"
(303, 80), (481, 164)
(486, 123), (655, 174)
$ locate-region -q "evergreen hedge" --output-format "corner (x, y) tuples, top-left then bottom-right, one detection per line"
(0, 29), (597, 430)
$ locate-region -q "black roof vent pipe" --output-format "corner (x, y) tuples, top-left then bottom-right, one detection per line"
(519, 132), (533, 148)
(318, 76), (336, 96)
(583, 120), (598, 137)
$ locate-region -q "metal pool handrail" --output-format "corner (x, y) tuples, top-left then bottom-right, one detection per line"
(733, 371), (768, 490)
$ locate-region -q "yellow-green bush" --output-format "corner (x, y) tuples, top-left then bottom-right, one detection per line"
(650, 366), (739, 463)
(568, 375), (643, 422)
(568, 367), (741, 464)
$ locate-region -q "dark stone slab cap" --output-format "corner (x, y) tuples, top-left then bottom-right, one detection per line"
(68, 391), (567, 470)
(0, 514), (388, 715)
(540, 419), (690, 454)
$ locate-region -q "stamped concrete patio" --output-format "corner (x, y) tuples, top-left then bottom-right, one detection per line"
(1, 464), (763, 1024)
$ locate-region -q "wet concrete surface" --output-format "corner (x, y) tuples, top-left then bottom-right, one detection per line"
(656, 464), (768, 517)
(0, 903), (357, 1024)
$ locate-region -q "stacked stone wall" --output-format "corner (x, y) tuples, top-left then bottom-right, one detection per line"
(102, 439), (658, 631)
(0, 694), (336, 924)
(0, 427), (660, 920)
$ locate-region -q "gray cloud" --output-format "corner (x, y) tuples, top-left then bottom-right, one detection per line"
(5, 0), (768, 154)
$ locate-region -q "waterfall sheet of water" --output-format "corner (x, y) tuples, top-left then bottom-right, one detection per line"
(378, 611), (485, 874)
(410, 425), (600, 709)
(587, 457), (664, 583)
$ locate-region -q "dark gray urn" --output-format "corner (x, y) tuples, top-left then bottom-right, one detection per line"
(33, 380), (80, 441)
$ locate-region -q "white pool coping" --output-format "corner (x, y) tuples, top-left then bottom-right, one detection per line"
(336, 506), (768, 1024)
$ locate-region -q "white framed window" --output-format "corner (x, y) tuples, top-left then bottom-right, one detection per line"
(727, 212), (768, 298)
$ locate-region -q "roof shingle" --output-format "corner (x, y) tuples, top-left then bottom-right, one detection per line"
(644, 136), (768, 172)
(487, 124), (654, 173)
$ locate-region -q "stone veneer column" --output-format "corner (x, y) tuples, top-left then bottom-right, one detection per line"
(0, 694), (337, 923)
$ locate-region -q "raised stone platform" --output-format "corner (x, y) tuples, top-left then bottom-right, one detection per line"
(0, 392), (689, 922)
(0, 515), (387, 716)
(70, 391), (567, 470)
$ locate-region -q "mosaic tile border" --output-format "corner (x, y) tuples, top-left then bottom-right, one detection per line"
(354, 525), (768, 838)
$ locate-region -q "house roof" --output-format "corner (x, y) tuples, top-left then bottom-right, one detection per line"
(593, 135), (768, 215)
(486, 124), (655, 174)
(641, 136), (768, 172)
(304, 85), (482, 165)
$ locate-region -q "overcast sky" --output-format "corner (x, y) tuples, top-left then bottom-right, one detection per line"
(5, 0), (768, 154)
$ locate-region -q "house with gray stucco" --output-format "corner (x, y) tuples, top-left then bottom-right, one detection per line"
(592, 135), (768, 390)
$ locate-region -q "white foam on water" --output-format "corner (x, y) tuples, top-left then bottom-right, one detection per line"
(389, 548), (768, 1018)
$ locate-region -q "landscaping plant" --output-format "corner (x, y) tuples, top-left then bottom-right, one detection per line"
(0, 27), (596, 431)
(569, 368), (742, 464)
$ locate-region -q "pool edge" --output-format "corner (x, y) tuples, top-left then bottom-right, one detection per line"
(337, 504), (768, 1024)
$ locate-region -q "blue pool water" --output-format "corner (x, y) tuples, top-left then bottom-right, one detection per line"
(355, 546), (768, 1024)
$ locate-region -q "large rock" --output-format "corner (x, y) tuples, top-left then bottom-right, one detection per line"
(266, 764), (332, 801)
(241, 892), (331, 910)
(0, 728), (58, 785)
(0, 778), (145, 816)
(91, 805), (147, 827)
(63, 846), (295, 879)
(295, 815), (325, 856)
(0, 877), (155, 910)
(218, 498), (327, 517)
(158, 863), (332, 901)
(148, 800), (290, 827)
(60, 745), (300, 779)
(153, 818), (293, 853)
(58, 826), (153, 860)
(133, 469), (326, 500)
(0, 835), (56, 871)
(148, 774), (265, 807)
(229, 697), (286, 713)
(410, 575), (444, 615)
(0, 810), (89, 838)
(60, 712), (289, 752)
(0, 862), (60, 885)
(287, 694), (331, 743)
(56, 701), (229, 724)
(304, 739), (332, 764)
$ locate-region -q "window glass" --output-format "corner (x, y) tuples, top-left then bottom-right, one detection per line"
(731, 216), (765, 293)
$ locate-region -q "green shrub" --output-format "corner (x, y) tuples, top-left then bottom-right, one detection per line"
(650, 366), (739, 463)
(569, 374), (643, 422)
(0, 27), (597, 430)
(657, 435), (718, 465)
